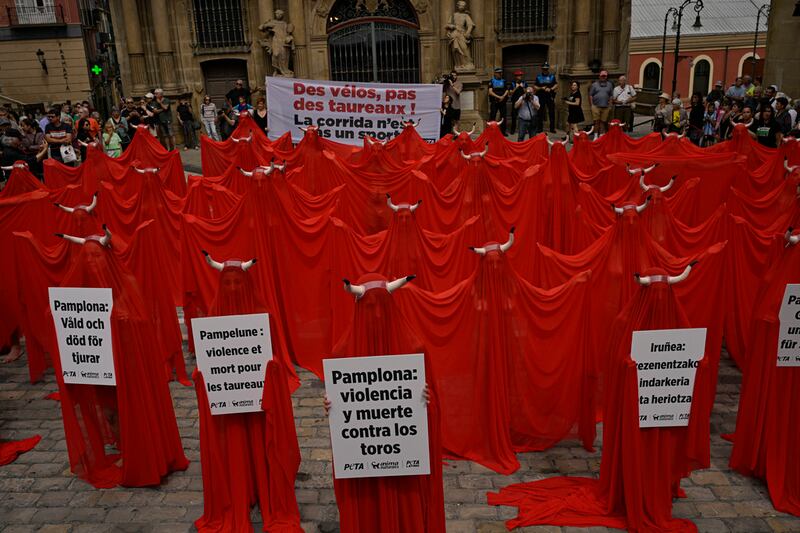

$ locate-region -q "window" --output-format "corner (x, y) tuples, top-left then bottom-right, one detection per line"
(327, 0), (420, 84)
(642, 61), (660, 90)
(498, 0), (556, 40)
(692, 59), (710, 96)
(12, 0), (59, 25)
(192, 0), (247, 50)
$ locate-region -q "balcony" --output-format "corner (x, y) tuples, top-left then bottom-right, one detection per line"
(6, 4), (65, 27)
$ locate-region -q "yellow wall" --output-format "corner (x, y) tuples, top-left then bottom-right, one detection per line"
(0, 37), (91, 106)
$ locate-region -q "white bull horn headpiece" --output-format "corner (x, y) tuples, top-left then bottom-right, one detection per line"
(613, 196), (651, 215)
(784, 158), (799, 175)
(202, 250), (256, 271)
(230, 134), (252, 143)
(365, 136), (386, 146)
(492, 118), (504, 126)
(470, 227), (515, 255)
(386, 194), (421, 213)
(54, 192), (98, 214)
(55, 224), (112, 247)
(547, 136), (569, 147)
(743, 119), (753, 128)
(343, 275), (416, 299)
(1, 161), (29, 170)
(640, 174), (676, 192)
(239, 163), (277, 177)
(627, 163), (658, 176)
(133, 165), (159, 174)
(402, 118), (420, 128)
(460, 143), (490, 159)
(785, 227), (800, 246)
(452, 122), (477, 136)
(634, 261), (697, 286)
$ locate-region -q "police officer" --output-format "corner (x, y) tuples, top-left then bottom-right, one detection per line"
(534, 62), (557, 133)
(488, 67), (509, 134)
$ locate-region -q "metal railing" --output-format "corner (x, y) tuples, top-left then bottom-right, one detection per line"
(6, 4), (65, 26)
(191, 0), (248, 51)
(497, 0), (556, 41)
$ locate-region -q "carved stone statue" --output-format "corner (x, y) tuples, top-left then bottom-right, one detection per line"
(445, 0), (475, 71)
(259, 10), (295, 77)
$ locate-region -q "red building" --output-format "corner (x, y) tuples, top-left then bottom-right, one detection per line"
(629, 0), (767, 98)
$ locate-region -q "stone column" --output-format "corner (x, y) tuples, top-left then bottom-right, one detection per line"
(258, 0), (274, 22)
(601, 0), (620, 70)
(288, 0), (307, 77)
(439, 0), (453, 71)
(150, 0), (178, 91)
(469, 0), (484, 71)
(257, 0), (275, 80)
(121, 0), (147, 93)
(573, 0), (591, 72)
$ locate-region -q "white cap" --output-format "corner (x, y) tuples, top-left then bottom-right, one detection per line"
(145, 92), (154, 99)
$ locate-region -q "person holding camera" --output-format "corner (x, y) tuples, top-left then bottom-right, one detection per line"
(509, 70), (527, 135)
(443, 70), (463, 131)
(514, 86), (540, 141)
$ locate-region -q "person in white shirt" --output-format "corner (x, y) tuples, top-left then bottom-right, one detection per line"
(612, 75), (637, 132)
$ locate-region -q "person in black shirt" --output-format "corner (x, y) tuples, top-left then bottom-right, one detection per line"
(487, 68), (509, 134)
(176, 97), (198, 150)
(44, 109), (74, 164)
(0, 118), (25, 167)
(706, 81), (724, 106)
(252, 97), (269, 135)
(440, 94), (457, 138)
(687, 92), (705, 145)
(225, 79), (252, 108)
(748, 105), (783, 148)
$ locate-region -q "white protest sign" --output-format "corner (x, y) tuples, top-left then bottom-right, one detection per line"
(631, 328), (706, 428)
(777, 284), (800, 366)
(192, 313), (272, 415)
(266, 77), (441, 145)
(49, 287), (115, 386)
(323, 354), (429, 479)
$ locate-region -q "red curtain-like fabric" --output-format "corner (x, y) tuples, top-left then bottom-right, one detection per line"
(730, 236), (800, 515)
(0, 435), (42, 465)
(42, 240), (188, 487)
(488, 270), (709, 532)
(329, 274), (445, 533)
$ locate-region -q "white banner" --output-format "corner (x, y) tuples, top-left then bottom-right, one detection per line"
(777, 284), (800, 366)
(323, 354), (430, 479)
(49, 287), (115, 386)
(192, 313), (273, 415)
(266, 77), (442, 145)
(631, 328), (706, 428)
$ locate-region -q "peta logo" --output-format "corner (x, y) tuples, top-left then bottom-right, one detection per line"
(343, 463), (364, 471)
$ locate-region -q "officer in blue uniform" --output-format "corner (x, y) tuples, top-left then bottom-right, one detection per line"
(487, 67), (509, 134)
(534, 62), (557, 133)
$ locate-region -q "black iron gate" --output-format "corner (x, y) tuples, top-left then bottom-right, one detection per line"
(327, 0), (420, 84)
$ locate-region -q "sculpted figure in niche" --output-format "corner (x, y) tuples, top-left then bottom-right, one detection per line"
(446, 0), (475, 71)
(259, 10), (295, 77)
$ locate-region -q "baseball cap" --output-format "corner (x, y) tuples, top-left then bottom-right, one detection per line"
(513, 69), (524, 76)
(145, 92), (154, 99)
(769, 84), (779, 91)
(659, 92), (670, 100)
(0, 118), (10, 126)
(714, 80), (723, 86)
(542, 62), (550, 69)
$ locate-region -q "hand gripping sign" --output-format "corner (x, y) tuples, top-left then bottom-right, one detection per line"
(631, 328), (706, 428)
(324, 353), (430, 479)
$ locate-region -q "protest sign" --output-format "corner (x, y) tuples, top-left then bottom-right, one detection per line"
(777, 284), (800, 366)
(266, 77), (441, 145)
(323, 354), (429, 479)
(631, 328), (706, 428)
(192, 313), (273, 415)
(49, 287), (115, 386)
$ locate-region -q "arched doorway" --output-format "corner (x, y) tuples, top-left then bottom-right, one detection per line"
(692, 59), (711, 96)
(201, 59), (248, 107)
(327, 0), (420, 83)
(642, 61), (661, 90)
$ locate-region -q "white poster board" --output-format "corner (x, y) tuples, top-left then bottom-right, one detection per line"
(49, 287), (115, 386)
(266, 77), (442, 144)
(192, 313), (273, 415)
(777, 284), (800, 366)
(631, 328), (706, 428)
(323, 353), (429, 479)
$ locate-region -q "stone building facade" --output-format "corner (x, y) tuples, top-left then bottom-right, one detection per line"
(111, 0), (631, 128)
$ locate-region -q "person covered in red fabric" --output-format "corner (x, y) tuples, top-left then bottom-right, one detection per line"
(53, 192), (103, 240)
(323, 273), (445, 533)
(192, 251), (302, 532)
(489, 262), (707, 533)
(730, 228), (800, 516)
(49, 226), (188, 488)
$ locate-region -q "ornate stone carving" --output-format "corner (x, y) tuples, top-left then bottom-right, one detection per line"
(259, 10), (295, 77)
(445, 0), (475, 71)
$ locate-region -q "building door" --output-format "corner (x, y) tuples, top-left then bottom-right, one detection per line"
(327, 0), (420, 83)
(692, 59), (710, 96)
(501, 44), (549, 82)
(201, 59), (248, 108)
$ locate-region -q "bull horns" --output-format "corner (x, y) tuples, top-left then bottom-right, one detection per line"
(546, 136), (570, 147)
(634, 261), (697, 286)
(54, 192), (98, 214)
(402, 118), (420, 128)
(365, 136), (386, 146)
(202, 250), (257, 271)
(55, 224), (112, 247)
(230, 134), (252, 143)
(612, 196), (651, 215)
(785, 227), (800, 246)
(460, 143), (489, 160)
(640, 174), (676, 193)
(386, 194), (421, 213)
(132, 165), (159, 174)
(452, 122), (477, 136)
(239, 162), (284, 177)
(470, 227), (515, 255)
(342, 275), (416, 298)
(627, 163), (658, 176)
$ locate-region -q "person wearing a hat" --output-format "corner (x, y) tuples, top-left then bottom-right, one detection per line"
(487, 67), (509, 134)
(652, 92), (673, 132)
(534, 62), (557, 133)
(668, 97), (688, 134)
(509, 69), (527, 135)
(706, 81), (724, 106)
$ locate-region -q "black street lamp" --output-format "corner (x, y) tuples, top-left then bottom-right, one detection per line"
(660, 7), (678, 91)
(35, 48), (48, 75)
(670, 0), (704, 97)
(751, 4), (770, 78)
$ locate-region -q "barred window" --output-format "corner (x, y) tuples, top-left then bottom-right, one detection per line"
(192, 0), (246, 49)
(498, 0), (556, 40)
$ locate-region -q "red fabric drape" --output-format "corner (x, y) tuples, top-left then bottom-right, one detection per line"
(0, 435), (42, 465)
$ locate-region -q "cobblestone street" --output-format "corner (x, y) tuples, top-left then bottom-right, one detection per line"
(2, 341), (800, 533)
